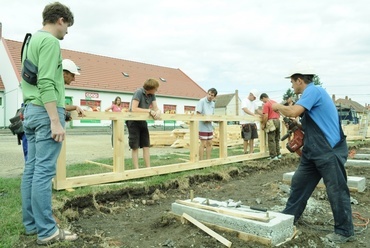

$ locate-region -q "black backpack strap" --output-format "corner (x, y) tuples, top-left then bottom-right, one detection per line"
(21, 33), (32, 62)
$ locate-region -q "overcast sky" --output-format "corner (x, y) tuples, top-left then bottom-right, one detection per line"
(1, 0), (369, 106)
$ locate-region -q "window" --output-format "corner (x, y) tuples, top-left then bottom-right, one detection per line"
(121, 101), (130, 112)
(164, 104), (176, 114)
(184, 105), (195, 114)
(80, 99), (101, 123)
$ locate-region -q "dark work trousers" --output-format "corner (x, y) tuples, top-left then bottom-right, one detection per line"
(283, 113), (354, 237)
(267, 119), (281, 157)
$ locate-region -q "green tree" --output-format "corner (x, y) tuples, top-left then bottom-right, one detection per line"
(283, 75), (323, 101)
(313, 75), (323, 86)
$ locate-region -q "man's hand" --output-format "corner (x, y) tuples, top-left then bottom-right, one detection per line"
(75, 106), (85, 117)
(51, 121), (65, 142)
(150, 109), (162, 120)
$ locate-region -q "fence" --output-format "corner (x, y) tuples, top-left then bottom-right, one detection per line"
(53, 111), (289, 190)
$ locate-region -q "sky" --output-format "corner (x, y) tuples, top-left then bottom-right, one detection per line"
(1, 0), (370, 106)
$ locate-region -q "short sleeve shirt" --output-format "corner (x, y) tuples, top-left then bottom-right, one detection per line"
(196, 96), (215, 132)
(129, 88), (156, 111)
(240, 98), (257, 124)
(296, 83), (340, 147)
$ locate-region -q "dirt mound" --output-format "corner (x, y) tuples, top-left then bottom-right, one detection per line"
(17, 152), (370, 248)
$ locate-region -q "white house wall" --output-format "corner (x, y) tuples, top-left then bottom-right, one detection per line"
(65, 88), (199, 128)
(0, 38), (23, 128)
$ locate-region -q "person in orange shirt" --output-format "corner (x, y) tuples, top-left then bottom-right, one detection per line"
(260, 93), (281, 160)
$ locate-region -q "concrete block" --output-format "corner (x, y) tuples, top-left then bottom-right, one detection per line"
(171, 197), (294, 246)
(346, 159), (370, 167)
(283, 171), (366, 192)
(353, 154), (370, 160)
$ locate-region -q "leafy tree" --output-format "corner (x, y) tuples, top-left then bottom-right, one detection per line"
(283, 75), (323, 101)
(313, 75), (323, 86)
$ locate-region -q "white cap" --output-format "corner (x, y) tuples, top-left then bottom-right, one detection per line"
(285, 61), (315, 78)
(250, 89), (259, 99)
(62, 59), (80, 75)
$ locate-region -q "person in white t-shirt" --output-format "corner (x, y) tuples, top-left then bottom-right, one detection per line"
(240, 89), (260, 154)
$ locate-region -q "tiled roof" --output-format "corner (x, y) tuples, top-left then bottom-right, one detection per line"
(2, 39), (206, 99)
(0, 76), (4, 90)
(215, 93), (236, 108)
(336, 98), (366, 113)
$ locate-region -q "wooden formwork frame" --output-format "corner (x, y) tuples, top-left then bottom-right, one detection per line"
(54, 112), (289, 190)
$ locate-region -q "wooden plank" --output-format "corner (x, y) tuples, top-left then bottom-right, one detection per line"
(203, 221), (272, 246)
(172, 212), (272, 246)
(53, 152), (270, 190)
(112, 120), (125, 173)
(181, 213), (232, 248)
(54, 136), (67, 189)
(85, 160), (113, 169)
(176, 200), (270, 222)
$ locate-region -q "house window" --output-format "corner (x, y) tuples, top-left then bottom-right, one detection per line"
(121, 101), (130, 112)
(164, 104), (176, 114)
(184, 105), (195, 114)
(80, 99), (101, 123)
(0, 97), (2, 106)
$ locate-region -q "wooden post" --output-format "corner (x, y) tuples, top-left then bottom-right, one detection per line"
(54, 136), (67, 188)
(235, 89), (239, 116)
(189, 120), (199, 162)
(218, 120), (228, 158)
(113, 119), (125, 173)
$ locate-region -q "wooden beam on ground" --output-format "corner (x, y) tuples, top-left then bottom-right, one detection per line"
(85, 160), (113, 169)
(204, 221), (272, 246)
(176, 200), (270, 222)
(181, 213), (232, 248)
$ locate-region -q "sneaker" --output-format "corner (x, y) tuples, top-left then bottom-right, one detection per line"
(277, 154), (282, 159)
(268, 156), (279, 160)
(37, 228), (78, 245)
(325, 233), (355, 243)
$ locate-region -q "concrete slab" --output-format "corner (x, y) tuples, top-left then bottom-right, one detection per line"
(346, 159), (370, 167)
(171, 197), (294, 246)
(354, 154), (370, 160)
(283, 171), (366, 192)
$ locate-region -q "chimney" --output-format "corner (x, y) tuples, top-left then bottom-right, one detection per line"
(0, 22), (2, 39)
(345, 96), (348, 100)
(332, 94), (336, 102)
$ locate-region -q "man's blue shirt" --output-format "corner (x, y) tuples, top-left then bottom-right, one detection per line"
(296, 83), (340, 147)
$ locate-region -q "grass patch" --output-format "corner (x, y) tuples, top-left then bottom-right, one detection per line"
(66, 145), (246, 177)
(0, 178), (24, 246)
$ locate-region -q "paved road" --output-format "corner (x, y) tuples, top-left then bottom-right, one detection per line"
(0, 133), (186, 178)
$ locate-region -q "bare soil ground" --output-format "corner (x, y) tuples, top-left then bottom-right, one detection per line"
(0, 135), (370, 248)
(6, 134), (370, 248)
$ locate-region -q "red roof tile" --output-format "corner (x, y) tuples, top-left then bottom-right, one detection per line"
(2, 39), (206, 99)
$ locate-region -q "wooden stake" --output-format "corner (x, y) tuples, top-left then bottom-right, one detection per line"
(182, 213), (232, 248)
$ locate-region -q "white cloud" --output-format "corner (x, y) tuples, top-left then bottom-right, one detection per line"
(1, 0), (369, 105)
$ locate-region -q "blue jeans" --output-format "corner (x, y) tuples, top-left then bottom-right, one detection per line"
(21, 104), (65, 239)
